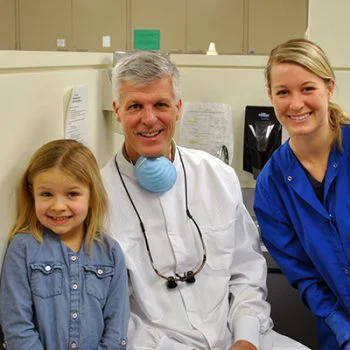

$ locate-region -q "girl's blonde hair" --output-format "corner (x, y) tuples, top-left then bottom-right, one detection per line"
(10, 139), (108, 252)
(265, 38), (349, 148)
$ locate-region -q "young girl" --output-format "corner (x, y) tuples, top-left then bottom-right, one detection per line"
(254, 39), (350, 349)
(0, 139), (129, 350)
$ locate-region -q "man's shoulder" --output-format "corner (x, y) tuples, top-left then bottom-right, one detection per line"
(101, 156), (116, 175)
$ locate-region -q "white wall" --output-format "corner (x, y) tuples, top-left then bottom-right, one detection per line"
(0, 50), (115, 265)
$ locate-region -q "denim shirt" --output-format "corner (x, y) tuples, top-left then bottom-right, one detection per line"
(0, 229), (129, 350)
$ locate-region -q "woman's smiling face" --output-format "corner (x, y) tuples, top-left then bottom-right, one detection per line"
(269, 62), (334, 139)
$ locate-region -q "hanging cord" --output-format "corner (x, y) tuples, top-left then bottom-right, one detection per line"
(114, 149), (207, 288)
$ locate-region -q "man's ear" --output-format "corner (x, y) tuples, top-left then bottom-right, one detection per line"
(113, 101), (121, 122)
(176, 99), (183, 121)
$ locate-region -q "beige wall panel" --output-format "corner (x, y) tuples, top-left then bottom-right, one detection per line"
(19, 0), (72, 51)
(72, 0), (127, 52)
(0, 0), (16, 49)
(308, 0), (350, 68)
(187, 0), (244, 54)
(130, 0), (186, 52)
(248, 0), (308, 54)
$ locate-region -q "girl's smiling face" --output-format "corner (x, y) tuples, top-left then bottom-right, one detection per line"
(32, 167), (90, 248)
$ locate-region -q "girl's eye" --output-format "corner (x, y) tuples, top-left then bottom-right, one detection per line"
(68, 191), (80, 198)
(276, 89), (288, 96)
(40, 192), (52, 197)
(303, 86), (315, 92)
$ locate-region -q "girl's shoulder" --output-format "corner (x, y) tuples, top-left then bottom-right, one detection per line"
(9, 232), (38, 247)
(94, 233), (123, 254)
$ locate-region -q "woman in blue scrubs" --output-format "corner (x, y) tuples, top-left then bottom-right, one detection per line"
(254, 38), (350, 350)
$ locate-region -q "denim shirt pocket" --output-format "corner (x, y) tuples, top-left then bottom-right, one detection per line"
(83, 265), (114, 300)
(30, 262), (63, 298)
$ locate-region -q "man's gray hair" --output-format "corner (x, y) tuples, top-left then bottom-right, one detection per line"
(112, 51), (181, 105)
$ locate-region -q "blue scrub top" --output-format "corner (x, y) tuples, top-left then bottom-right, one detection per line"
(254, 125), (350, 350)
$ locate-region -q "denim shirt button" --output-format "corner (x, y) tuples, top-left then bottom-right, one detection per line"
(72, 283), (78, 290)
(333, 163), (338, 168)
(97, 269), (104, 275)
(345, 269), (349, 274)
(121, 339), (127, 346)
(70, 341), (78, 349)
(71, 255), (77, 262)
(72, 312), (78, 319)
(287, 175), (293, 182)
(44, 265), (52, 272)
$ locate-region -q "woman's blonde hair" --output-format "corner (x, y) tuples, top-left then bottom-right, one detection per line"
(10, 139), (108, 252)
(265, 38), (349, 148)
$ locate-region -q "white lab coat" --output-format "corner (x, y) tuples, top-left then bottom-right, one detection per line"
(101, 145), (309, 350)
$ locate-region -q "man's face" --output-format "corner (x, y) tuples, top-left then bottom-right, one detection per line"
(114, 77), (182, 163)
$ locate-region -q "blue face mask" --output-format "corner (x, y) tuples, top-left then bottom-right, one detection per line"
(133, 156), (177, 193)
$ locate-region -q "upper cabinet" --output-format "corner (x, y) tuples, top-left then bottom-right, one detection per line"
(130, 0), (187, 53)
(72, 0), (127, 52)
(0, 0), (17, 50)
(248, 0), (308, 54)
(19, 0), (72, 51)
(187, 0), (244, 54)
(1, 0), (308, 54)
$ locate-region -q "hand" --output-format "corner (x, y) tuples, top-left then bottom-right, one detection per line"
(343, 341), (350, 350)
(229, 340), (257, 350)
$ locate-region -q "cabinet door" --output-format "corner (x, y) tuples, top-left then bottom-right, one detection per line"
(0, 0), (16, 49)
(72, 0), (127, 52)
(187, 0), (244, 54)
(248, 0), (308, 54)
(130, 0), (186, 53)
(19, 0), (72, 51)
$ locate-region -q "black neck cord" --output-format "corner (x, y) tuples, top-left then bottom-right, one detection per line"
(114, 149), (207, 289)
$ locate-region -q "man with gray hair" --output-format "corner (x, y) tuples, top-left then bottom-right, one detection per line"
(102, 51), (308, 350)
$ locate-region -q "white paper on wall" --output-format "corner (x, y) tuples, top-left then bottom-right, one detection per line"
(64, 85), (88, 145)
(179, 102), (234, 165)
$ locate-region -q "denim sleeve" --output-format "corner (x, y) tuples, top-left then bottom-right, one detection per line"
(0, 236), (44, 350)
(325, 309), (350, 348)
(98, 242), (129, 350)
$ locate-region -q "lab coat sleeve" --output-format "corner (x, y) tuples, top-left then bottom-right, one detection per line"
(127, 300), (195, 350)
(227, 197), (273, 348)
(254, 181), (350, 347)
(98, 242), (129, 350)
(0, 236), (44, 350)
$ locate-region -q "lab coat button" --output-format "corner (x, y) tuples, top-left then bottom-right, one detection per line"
(287, 176), (293, 181)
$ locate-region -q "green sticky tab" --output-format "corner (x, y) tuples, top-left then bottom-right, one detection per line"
(134, 29), (160, 50)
